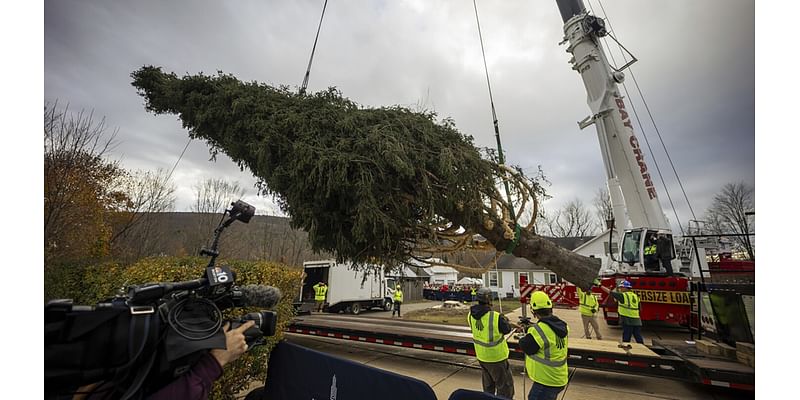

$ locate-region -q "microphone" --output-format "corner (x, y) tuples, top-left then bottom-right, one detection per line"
(239, 285), (282, 309)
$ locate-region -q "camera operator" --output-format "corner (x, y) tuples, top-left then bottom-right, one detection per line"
(49, 201), (273, 400)
(148, 320), (256, 400)
(73, 320), (256, 400)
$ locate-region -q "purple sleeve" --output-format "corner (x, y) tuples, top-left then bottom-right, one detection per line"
(147, 353), (224, 400)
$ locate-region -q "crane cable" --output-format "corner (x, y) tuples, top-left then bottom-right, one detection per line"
(300, 0), (329, 95)
(588, 0), (697, 235)
(165, 1), (328, 207)
(472, 0), (522, 255)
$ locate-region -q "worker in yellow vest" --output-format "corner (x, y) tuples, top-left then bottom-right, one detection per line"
(312, 281), (328, 312)
(577, 282), (602, 340)
(467, 287), (514, 399)
(643, 235), (659, 271)
(600, 280), (644, 343)
(519, 291), (570, 400)
(392, 284), (404, 318)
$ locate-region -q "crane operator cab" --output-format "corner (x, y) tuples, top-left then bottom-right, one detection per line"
(620, 228), (677, 275)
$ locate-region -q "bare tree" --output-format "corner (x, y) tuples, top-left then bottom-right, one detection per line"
(593, 187), (614, 231)
(704, 182), (755, 260)
(189, 178), (246, 255)
(109, 169), (176, 263)
(193, 179), (245, 215)
(544, 199), (598, 238)
(44, 102), (124, 267)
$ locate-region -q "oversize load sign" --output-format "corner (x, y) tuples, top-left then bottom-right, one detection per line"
(632, 289), (690, 305)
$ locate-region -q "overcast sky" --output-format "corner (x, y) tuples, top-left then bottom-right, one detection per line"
(43, 0), (754, 233)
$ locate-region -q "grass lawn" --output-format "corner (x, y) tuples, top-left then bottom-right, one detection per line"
(402, 300), (522, 326)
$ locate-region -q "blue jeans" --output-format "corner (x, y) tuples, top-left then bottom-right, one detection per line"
(622, 325), (644, 344)
(527, 382), (563, 400)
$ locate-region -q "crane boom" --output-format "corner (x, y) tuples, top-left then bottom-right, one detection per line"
(556, 0), (669, 232)
(556, 0), (676, 274)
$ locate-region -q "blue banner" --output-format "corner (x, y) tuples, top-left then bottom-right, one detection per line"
(264, 341), (437, 400)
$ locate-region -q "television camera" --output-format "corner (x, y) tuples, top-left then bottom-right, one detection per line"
(44, 200), (281, 399)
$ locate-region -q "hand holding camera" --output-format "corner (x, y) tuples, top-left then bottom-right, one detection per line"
(211, 321), (257, 367)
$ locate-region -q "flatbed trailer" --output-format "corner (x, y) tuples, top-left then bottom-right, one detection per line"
(286, 314), (754, 392)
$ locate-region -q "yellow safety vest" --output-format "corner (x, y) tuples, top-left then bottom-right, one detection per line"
(644, 244), (656, 255)
(467, 311), (510, 363)
(578, 289), (599, 317)
(313, 284), (328, 301)
(618, 291), (640, 319)
(394, 289), (403, 302)
(525, 321), (569, 387)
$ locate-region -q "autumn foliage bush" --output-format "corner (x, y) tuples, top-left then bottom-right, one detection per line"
(45, 256), (302, 400)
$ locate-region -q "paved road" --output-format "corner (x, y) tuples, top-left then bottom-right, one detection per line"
(285, 333), (753, 400)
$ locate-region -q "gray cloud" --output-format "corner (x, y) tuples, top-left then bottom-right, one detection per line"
(44, 0), (754, 232)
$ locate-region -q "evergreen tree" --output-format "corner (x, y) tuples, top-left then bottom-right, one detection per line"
(131, 66), (599, 289)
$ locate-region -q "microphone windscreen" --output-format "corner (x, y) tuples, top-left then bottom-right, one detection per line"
(240, 285), (282, 309)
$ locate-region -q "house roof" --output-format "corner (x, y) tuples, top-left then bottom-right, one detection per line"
(478, 253), (545, 271)
(572, 229), (618, 253)
(386, 265), (431, 278)
(425, 266), (459, 275)
(546, 236), (595, 251)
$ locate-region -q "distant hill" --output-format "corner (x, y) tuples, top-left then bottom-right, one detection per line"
(111, 212), (324, 267)
(112, 213), (593, 272)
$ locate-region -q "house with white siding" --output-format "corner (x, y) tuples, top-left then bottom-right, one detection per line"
(424, 265), (459, 286)
(571, 229), (621, 274)
(407, 257), (459, 286)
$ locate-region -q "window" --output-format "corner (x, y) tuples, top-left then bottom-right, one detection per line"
(549, 273), (557, 284)
(621, 230), (642, 263)
(604, 241), (619, 255)
(518, 272), (529, 287)
(489, 271), (499, 287)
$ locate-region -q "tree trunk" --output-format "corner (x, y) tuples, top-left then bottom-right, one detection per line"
(472, 220), (601, 291)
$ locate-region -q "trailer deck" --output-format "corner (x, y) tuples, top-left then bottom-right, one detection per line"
(287, 314), (754, 391)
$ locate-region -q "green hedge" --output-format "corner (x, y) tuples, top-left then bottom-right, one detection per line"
(45, 256), (303, 400)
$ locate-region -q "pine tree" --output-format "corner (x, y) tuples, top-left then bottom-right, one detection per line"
(131, 66), (599, 289)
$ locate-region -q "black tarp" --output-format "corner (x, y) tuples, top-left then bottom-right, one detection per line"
(263, 341), (437, 400)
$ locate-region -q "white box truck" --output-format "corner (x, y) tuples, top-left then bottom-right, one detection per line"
(298, 259), (393, 315)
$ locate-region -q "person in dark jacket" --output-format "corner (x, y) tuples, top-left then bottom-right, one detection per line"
(518, 291), (570, 400)
(148, 320), (256, 399)
(73, 320), (256, 400)
(467, 287), (515, 399)
(656, 233), (674, 275)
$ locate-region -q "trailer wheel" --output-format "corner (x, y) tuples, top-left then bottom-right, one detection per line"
(350, 303), (362, 315)
(384, 300), (393, 311)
